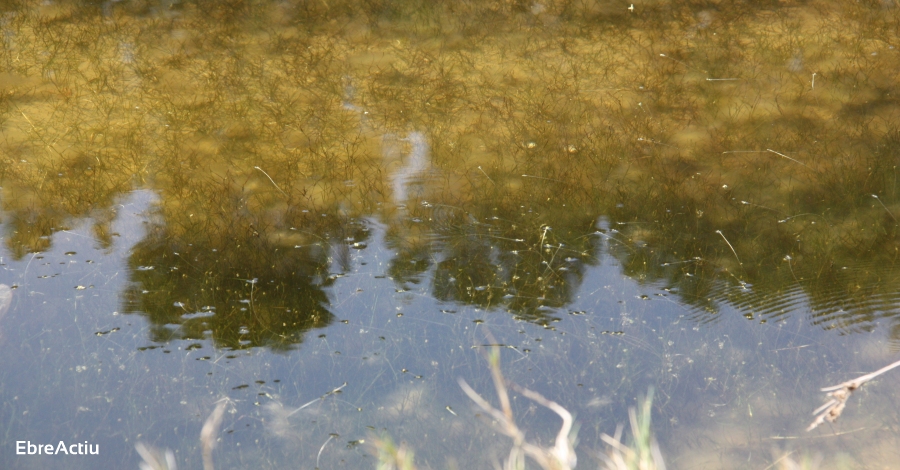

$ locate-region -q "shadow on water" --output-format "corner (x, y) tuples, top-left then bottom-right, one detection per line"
(2, 0), (900, 468)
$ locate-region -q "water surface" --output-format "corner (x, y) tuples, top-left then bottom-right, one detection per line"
(2, 1), (900, 468)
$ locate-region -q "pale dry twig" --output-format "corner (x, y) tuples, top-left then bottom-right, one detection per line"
(807, 358), (900, 431)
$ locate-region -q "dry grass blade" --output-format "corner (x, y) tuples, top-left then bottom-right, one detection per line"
(807, 358), (900, 431)
(510, 384), (577, 469)
(458, 343), (577, 470)
(200, 398), (230, 470)
(598, 389), (665, 470)
(135, 442), (177, 470)
(135, 398), (231, 470)
(286, 382), (348, 417)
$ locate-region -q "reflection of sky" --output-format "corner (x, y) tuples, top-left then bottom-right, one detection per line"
(3, 190), (899, 468)
(1, 190), (161, 469)
(389, 131), (431, 205)
(0, 284), (11, 321)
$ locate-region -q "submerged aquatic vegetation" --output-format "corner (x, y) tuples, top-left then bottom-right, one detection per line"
(2, 0), (900, 330)
(2, 1), (900, 469)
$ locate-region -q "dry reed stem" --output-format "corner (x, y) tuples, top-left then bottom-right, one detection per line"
(458, 344), (577, 470)
(200, 398), (230, 470)
(511, 384), (577, 469)
(807, 358), (900, 431)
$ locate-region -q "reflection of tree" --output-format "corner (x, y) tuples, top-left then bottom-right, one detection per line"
(1, 153), (134, 258)
(2, 209), (57, 258)
(122, 176), (372, 351)
(600, 123), (900, 333)
(382, 200), (602, 323)
(124, 228), (334, 352)
(2, 0), (900, 343)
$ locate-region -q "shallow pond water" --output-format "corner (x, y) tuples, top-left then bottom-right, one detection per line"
(2, 1), (900, 469)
